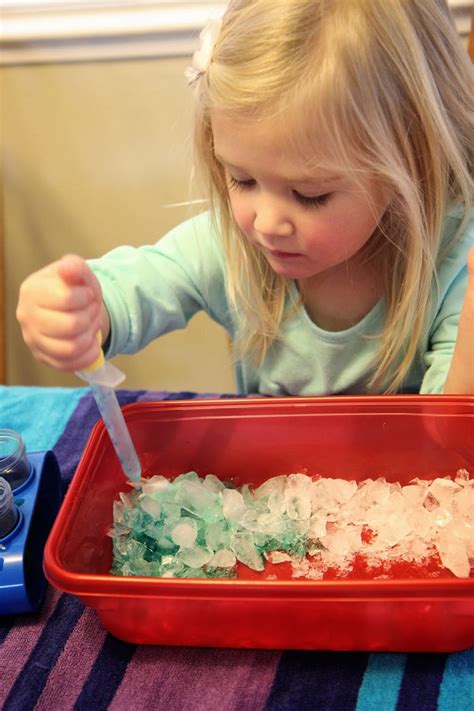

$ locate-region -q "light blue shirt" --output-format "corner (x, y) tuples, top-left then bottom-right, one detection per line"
(89, 209), (473, 395)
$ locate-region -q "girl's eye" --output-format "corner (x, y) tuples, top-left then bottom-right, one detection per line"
(293, 191), (332, 208)
(228, 176), (332, 209)
(228, 176), (255, 191)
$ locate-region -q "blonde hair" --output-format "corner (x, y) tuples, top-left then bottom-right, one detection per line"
(193, 0), (473, 392)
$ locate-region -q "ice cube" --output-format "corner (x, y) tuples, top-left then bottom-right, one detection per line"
(177, 545), (213, 568)
(430, 507), (451, 528)
(208, 549), (236, 568)
(240, 509), (261, 532)
(308, 512), (327, 539)
(175, 480), (223, 522)
(205, 520), (231, 550)
(285, 498), (310, 519)
(285, 475), (311, 520)
(364, 478), (392, 506)
(254, 475), (286, 501)
(121, 505), (146, 533)
(264, 550), (292, 564)
(267, 489), (286, 516)
(119, 491), (134, 508)
(453, 486), (474, 522)
(327, 478), (357, 504)
(113, 500), (124, 525)
(203, 474), (225, 493)
(256, 512), (286, 536)
(142, 521), (167, 545)
(310, 479), (338, 512)
(423, 492), (439, 512)
(139, 495), (162, 519)
(231, 531), (265, 571)
(287, 473), (312, 492)
(174, 471), (200, 484)
(454, 468), (470, 484)
(160, 555), (186, 578)
(436, 529), (471, 578)
(222, 488), (247, 522)
(406, 506), (432, 540)
(171, 518), (198, 547)
(376, 512), (411, 547)
(320, 525), (361, 557)
(402, 484), (426, 507)
(141, 475), (170, 497)
(161, 502), (182, 520)
(427, 478), (461, 508)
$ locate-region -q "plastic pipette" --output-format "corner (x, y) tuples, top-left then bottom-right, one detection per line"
(76, 336), (141, 482)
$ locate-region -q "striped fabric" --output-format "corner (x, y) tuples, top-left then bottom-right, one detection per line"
(1, 386), (473, 711)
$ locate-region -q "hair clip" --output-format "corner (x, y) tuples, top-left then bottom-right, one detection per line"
(185, 17), (223, 85)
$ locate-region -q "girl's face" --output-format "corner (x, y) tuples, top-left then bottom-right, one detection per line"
(211, 112), (390, 281)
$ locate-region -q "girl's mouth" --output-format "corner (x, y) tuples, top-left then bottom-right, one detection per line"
(268, 249), (302, 259)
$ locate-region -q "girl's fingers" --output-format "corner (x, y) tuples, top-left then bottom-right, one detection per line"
(36, 283), (96, 312)
(19, 269), (97, 313)
(34, 304), (102, 340)
(29, 331), (102, 372)
(24, 256), (102, 311)
(57, 255), (103, 301)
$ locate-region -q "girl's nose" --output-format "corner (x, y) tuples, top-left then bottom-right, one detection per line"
(253, 197), (294, 237)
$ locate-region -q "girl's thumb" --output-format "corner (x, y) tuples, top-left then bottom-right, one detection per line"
(56, 254), (91, 286)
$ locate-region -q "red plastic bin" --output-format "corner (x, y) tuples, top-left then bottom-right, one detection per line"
(43, 395), (474, 651)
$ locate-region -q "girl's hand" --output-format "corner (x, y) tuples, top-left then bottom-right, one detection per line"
(16, 254), (109, 372)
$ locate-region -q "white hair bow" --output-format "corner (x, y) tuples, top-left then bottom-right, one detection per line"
(185, 17), (223, 85)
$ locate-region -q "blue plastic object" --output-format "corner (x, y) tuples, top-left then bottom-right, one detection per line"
(0, 450), (62, 614)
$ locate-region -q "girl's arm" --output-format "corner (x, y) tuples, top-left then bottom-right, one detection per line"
(443, 247), (474, 394)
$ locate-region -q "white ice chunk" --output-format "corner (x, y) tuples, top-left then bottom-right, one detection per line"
(209, 549), (236, 568)
(177, 545), (213, 568)
(203, 474), (225, 493)
(285, 474), (312, 520)
(171, 518), (198, 547)
(254, 475), (287, 501)
(222, 488), (247, 522)
(320, 525), (362, 557)
(231, 531), (265, 571)
(436, 529), (471, 578)
(308, 512), (327, 539)
(141, 475), (170, 497)
(327, 478), (358, 504)
(139, 495), (162, 519)
(453, 486), (474, 523)
(428, 477), (461, 507)
(264, 550), (292, 564)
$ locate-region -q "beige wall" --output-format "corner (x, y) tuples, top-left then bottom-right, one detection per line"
(1, 56), (235, 393)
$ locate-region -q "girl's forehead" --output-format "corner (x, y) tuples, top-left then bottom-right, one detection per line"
(211, 110), (341, 179)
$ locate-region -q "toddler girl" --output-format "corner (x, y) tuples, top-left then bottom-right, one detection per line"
(17, 0), (474, 396)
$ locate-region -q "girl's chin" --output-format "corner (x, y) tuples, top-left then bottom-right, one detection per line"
(265, 257), (316, 280)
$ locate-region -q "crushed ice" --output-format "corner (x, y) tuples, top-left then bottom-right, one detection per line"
(109, 469), (473, 580)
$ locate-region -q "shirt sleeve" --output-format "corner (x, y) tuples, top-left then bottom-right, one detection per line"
(87, 211), (232, 358)
(420, 216), (474, 394)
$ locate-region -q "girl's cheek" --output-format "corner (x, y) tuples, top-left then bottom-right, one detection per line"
(230, 197), (253, 235)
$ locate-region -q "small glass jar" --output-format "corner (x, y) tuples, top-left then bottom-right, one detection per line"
(0, 476), (19, 538)
(0, 429), (31, 490)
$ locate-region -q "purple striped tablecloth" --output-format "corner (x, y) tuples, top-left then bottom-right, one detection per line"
(1, 386), (473, 711)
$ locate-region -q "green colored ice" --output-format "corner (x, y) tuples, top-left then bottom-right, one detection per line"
(110, 471), (312, 579)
